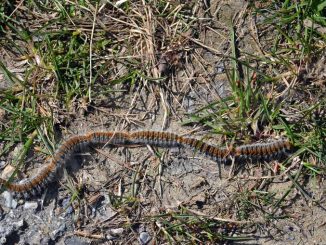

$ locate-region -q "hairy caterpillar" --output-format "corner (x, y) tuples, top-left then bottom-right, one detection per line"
(0, 131), (292, 199)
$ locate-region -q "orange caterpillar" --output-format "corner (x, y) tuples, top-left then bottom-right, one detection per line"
(0, 131), (292, 198)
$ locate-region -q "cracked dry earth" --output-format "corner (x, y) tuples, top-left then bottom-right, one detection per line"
(1, 1), (326, 245)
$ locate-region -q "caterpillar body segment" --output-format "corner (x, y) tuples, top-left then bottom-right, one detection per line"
(0, 131), (292, 198)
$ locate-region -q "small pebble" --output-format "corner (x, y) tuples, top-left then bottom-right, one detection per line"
(51, 223), (66, 240)
(2, 191), (17, 209)
(27, 231), (41, 245)
(110, 228), (124, 235)
(215, 64), (225, 73)
(139, 231), (151, 245)
(8, 210), (16, 218)
(13, 219), (25, 229)
(0, 237), (6, 244)
(40, 237), (52, 245)
(23, 201), (38, 210)
(98, 205), (117, 221)
(60, 197), (74, 217)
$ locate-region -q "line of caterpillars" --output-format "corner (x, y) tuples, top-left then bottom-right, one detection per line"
(0, 131), (292, 198)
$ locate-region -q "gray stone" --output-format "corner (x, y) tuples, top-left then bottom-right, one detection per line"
(8, 210), (16, 218)
(109, 228), (124, 235)
(23, 201), (38, 210)
(26, 231), (43, 245)
(40, 237), (52, 245)
(2, 191), (17, 209)
(51, 223), (66, 240)
(64, 236), (89, 245)
(139, 231), (151, 245)
(0, 237), (6, 245)
(13, 219), (25, 229)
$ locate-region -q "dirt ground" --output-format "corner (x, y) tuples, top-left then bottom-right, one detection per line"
(0, 1), (325, 244)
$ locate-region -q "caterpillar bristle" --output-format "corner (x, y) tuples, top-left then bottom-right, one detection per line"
(0, 131), (293, 199)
